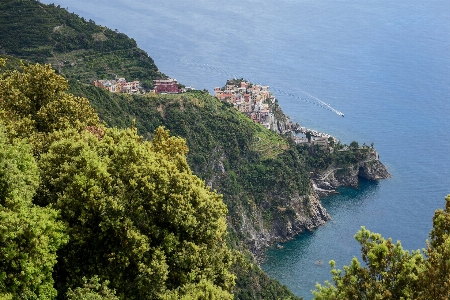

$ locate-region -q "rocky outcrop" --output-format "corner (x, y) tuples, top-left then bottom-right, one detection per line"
(276, 119), (302, 135)
(240, 192), (330, 262)
(266, 113), (296, 134)
(206, 147), (226, 189)
(228, 149), (391, 261)
(359, 159), (391, 180)
(199, 100), (390, 261)
(313, 150), (391, 197)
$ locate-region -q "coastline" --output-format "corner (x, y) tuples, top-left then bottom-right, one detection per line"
(213, 79), (390, 263)
(253, 98), (390, 263)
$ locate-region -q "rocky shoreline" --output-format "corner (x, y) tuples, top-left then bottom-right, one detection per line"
(251, 106), (390, 263)
(251, 155), (390, 263)
(247, 192), (331, 263)
(313, 150), (391, 197)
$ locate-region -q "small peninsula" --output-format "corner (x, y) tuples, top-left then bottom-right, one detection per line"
(214, 78), (391, 259)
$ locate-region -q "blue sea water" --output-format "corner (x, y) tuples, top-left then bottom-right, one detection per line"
(42, 1), (450, 298)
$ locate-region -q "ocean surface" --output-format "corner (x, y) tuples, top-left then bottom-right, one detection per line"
(42, 1), (450, 298)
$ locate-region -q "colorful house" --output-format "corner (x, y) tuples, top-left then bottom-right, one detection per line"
(153, 78), (180, 94)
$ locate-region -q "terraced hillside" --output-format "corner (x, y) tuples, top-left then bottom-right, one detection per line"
(0, 0), (163, 87)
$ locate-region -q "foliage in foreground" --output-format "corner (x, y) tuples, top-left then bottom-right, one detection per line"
(0, 124), (68, 300)
(0, 61), (234, 299)
(313, 195), (450, 300)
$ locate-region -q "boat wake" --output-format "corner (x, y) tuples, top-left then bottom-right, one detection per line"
(272, 88), (344, 117)
(298, 89), (344, 117)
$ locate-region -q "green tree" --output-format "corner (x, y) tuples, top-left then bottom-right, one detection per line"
(66, 276), (118, 300)
(327, 137), (334, 148)
(313, 227), (423, 300)
(37, 126), (234, 299)
(161, 279), (233, 300)
(306, 131), (312, 143)
(0, 124), (68, 299)
(349, 141), (359, 150)
(417, 194), (450, 299)
(0, 62), (99, 141)
(314, 195), (450, 300)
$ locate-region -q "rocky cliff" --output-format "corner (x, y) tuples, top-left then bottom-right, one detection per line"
(239, 149), (390, 261)
(237, 191), (330, 262)
(239, 154), (390, 261)
(313, 149), (391, 197)
(213, 101), (391, 261)
(201, 144), (331, 261)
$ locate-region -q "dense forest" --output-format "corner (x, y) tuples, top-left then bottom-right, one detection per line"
(0, 59), (234, 299)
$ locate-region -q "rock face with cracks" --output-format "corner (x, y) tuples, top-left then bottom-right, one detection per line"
(313, 150), (391, 197)
(240, 193), (330, 262)
(241, 150), (390, 261)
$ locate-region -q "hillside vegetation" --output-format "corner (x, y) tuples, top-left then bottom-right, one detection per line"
(0, 0), (163, 87)
(70, 82), (314, 242)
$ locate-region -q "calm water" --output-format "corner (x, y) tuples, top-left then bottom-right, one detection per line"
(42, 1), (450, 298)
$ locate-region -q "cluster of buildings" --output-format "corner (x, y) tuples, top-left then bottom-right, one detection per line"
(93, 77), (142, 94)
(214, 80), (275, 129)
(215, 79), (335, 148)
(93, 77), (190, 95)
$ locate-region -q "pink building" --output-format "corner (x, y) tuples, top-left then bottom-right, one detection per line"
(153, 79), (180, 94)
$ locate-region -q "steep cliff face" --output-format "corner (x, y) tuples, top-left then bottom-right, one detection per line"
(313, 150), (391, 197)
(268, 103), (301, 135)
(275, 118), (300, 135)
(204, 141), (390, 260)
(202, 146), (330, 260)
(238, 192), (330, 262)
(358, 159), (391, 180)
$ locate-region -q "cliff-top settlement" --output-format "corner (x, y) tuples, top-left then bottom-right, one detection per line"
(215, 79), (335, 147)
(94, 77), (192, 95)
(214, 79), (275, 130)
(94, 77), (143, 94)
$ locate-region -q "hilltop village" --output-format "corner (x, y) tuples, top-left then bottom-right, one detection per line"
(93, 77), (194, 94)
(215, 79), (335, 147)
(214, 79), (275, 130)
(93, 77), (143, 94)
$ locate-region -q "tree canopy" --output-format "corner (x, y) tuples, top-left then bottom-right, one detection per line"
(38, 126), (235, 299)
(0, 62), (99, 141)
(0, 61), (234, 299)
(0, 122), (68, 299)
(313, 195), (450, 300)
